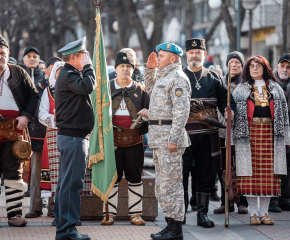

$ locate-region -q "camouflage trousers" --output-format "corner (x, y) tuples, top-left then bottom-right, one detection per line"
(153, 148), (185, 221)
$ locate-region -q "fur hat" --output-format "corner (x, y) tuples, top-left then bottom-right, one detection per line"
(186, 38), (206, 52)
(115, 48), (136, 69)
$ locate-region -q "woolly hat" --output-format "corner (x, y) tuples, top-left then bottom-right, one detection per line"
(226, 51), (245, 67)
(0, 34), (9, 49)
(115, 48), (136, 69)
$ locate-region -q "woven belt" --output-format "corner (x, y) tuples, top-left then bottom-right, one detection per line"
(149, 120), (172, 126)
(252, 117), (272, 124)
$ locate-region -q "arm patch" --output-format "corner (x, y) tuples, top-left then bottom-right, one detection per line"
(175, 88), (183, 97)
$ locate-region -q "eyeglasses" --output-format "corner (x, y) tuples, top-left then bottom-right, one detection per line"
(249, 64), (262, 69)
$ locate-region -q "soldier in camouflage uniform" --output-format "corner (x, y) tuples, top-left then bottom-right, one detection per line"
(140, 43), (191, 240)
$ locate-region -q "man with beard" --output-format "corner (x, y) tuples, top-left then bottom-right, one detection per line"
(182, 38), (235, 228)
(143, 43), (191, 240)
(101, 48), (150, 226)
(0, 34), (39, 227)
(269, 53), (290, 212)
(214, 51), (248, 215)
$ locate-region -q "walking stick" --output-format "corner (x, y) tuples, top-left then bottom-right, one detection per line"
(225, 64), (233, 228)
(105, 202), (109, 221)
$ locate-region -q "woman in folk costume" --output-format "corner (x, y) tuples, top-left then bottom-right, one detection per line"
(39, 62), (64, 218)
(232, 55), (290, 225)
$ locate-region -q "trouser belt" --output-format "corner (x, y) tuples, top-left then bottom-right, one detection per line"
(149, 120), (172, 126)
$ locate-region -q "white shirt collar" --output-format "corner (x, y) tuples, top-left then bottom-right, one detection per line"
(114, 79), (133, 89)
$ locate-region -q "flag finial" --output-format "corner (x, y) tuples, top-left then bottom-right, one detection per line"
(92, 0), (102, 9)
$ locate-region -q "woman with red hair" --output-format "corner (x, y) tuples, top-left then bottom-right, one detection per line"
(232, 55), (290, 225)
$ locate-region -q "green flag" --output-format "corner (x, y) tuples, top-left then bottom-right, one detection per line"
(89, 9), (117, 203)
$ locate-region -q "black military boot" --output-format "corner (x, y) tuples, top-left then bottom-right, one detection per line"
(182, 191), (188, 224)
(196, 192), (215, 228)
(151, 218), (169, 239)
(152, 218), (183, 240)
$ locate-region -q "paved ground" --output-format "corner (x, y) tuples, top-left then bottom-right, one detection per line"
(1, 165), (290, 239)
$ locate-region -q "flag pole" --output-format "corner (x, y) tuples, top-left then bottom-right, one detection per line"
(92, 0), (111, 222)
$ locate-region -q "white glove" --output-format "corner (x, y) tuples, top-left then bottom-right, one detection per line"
(80, 54), (92, 68)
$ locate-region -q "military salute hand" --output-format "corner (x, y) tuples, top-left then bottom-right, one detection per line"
(147, 52), (158, 69)
(80, 54), (92, 68)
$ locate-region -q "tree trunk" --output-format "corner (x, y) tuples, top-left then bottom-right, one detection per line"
(185, 0), (193, 39)
(123, 0), (150, 58)
(113, 0), (131, 50)
(282, 0), (288, 53)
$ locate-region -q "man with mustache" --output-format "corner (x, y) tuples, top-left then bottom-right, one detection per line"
(269, 53), (290, 213)
(182, 38), (236, 228)
(101, 48), (150, 226)
(0, 34), (39, 227)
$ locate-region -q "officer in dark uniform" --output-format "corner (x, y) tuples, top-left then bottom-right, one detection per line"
(54, 37), (96, 240)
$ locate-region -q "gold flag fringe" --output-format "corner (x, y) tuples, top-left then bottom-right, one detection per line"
(88, 12), (104, 168)
(91, 172), (118, 203)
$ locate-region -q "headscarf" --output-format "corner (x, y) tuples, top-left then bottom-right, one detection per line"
(48, 62), (65, 88)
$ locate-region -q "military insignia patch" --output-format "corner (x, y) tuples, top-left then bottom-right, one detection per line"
(166, 44), (171, 50)
(192, 40), (197, 47)
(175, 88), (183, 97)
(134, 93), (138, 97)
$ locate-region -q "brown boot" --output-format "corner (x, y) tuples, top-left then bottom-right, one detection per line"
(130, 214), (145, 225)
(8, 215), (27, 227)
(25, 210), (43, 218)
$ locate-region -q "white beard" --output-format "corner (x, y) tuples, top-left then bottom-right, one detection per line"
(279, 72), (289, 81)
(187, 58), (204, 68)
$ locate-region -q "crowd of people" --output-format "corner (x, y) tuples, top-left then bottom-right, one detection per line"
(0, 32), (290, 240)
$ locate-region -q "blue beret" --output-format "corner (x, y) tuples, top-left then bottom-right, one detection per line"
(58, 36), (89, 56)
(156, 43), (183, 57)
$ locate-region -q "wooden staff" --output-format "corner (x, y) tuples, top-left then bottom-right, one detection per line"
(225, 64), (233, 228)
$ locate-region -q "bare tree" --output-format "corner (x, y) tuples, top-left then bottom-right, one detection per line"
(123, 0), (166, 59)
(69, 0), (96, 55)
(104, 0), (132, 50)
(185, 0), (193, 39)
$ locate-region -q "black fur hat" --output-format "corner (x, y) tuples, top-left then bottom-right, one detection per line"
(186, 38), (206, 52)
(0, 34), (9, 49)
(115, 48), (136, 69)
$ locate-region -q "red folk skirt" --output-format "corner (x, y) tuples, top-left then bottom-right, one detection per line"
(237, 121), (281, 196)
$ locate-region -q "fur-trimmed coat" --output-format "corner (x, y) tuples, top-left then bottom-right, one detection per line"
(232, 80), (290, 176)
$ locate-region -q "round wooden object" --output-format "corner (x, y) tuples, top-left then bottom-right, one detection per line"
(12, 140), (32, 161)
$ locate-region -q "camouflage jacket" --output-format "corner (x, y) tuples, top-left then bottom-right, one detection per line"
(144, 61), (191, 148)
